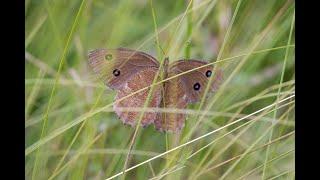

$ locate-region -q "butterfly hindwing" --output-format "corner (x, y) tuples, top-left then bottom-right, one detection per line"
(154, 72), (188, 132)
(114, 67), (162, 127)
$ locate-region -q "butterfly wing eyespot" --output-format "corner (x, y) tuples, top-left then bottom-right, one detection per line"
(105, 54), (113, 60)
(193, 82), (201, 91)
(113, 69), (121, 76)
(206, 70), (212, 77)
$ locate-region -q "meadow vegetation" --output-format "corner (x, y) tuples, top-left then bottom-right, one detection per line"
(25, 0), (295, 179)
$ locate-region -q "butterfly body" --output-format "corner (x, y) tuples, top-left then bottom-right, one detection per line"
(88, 48), (222, 133)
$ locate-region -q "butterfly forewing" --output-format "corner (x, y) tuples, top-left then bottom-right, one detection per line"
(88, 48), (159, 90)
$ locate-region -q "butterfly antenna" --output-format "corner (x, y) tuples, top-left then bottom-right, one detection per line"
(159, 45), (165, 56)
(155, 42), (167, 57)
(159, 45), (170, 63)
(154, 42), (169, 70)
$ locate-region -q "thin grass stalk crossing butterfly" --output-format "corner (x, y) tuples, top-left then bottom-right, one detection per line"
(88, 48), (223, 133)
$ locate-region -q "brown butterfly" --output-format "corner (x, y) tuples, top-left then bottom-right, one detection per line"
(88, 48), (223, 133)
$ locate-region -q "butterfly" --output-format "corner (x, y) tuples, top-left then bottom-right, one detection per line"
(88, 48), (223, 133)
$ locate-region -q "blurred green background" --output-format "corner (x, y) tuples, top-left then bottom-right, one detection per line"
(25, 0), (295, 179)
